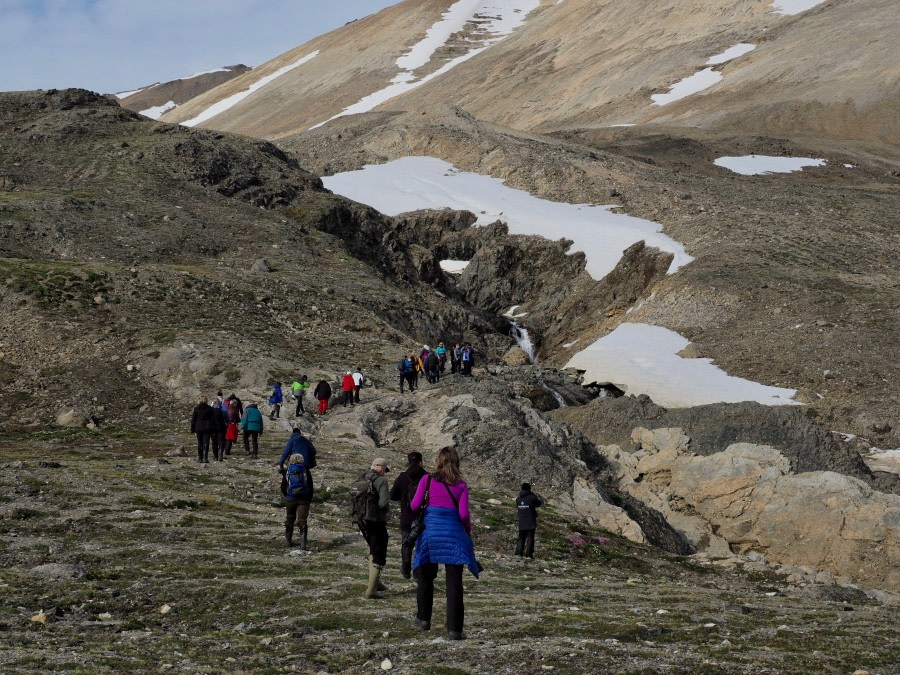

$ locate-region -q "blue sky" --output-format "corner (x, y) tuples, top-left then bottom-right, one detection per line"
(0, 0), (401, 94)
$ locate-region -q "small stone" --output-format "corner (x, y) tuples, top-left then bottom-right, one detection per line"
(703, 623), (716, 628)
(486, 499), (502, 506)
(656, 609), (668, 615)
(851, 670), (869, 675)
(225, 658), (236, 663)
(381, 659), (393, 670)
(99, 612), (112, 620)
(31, 611), (47, 624)
(541, 667), (554, 672)
(259, 637), (272, 646)
(159, 604), (171, 614)
(382, 631), (390, 638)
(251, 259), (273, 273)
(823, 369), (835, 379)
(126, 364), (135, 372)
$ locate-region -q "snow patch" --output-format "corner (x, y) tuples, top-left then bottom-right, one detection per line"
(706, 43), (755, 65)
(564, 323), (799, 408)
(182, 51), (319, 128)
(114, 85), (154, 99)
(140, 101), (177, 120)
(440, 259), (470, 273)
(652, 67), (722, 106)
(503, 305), (529, 319)
(323, 156), (692, 281)
(771, 0), (828, 15)
(843, 163), (856, 169)
(184, 67), (230, 79)
(562, 340), (579, 348)
(312, 0), (539, 128)
(714, 155), (826, 175)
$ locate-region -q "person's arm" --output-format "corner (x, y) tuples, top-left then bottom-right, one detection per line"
(190, 408), (197, 434)
(278, 441), (291, 468)
(409, 474), (430, 511)
(458, 482), (471, 533)
(307, 442), (317, 470)
(377, 476), (390, 510)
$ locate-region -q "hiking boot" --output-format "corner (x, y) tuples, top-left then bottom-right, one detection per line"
(299, 525), (308, 551)
(284, 525), (293, 547)
(448, 631), (465, 641)
(414, 618), (431, 631)
(365, 560), (384, 599)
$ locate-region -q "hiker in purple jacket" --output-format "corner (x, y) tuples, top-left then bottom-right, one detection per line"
(409, 446), (479, 640)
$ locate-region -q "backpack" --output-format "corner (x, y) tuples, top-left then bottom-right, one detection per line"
(406, 471), (425, 508)
(349, 474), (375, 525)
(285, 463), (310, 500)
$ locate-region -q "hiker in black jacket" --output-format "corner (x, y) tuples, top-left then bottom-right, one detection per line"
(389, 451), (428, 578)
(190, 395), (217, 463)
(515, 482), (542, 559)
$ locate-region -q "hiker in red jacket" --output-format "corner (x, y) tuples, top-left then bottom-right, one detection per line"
(341, 371), (356, 407)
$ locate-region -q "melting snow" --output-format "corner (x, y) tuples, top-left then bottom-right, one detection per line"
(140, 101), (177, 120)
(652, 68), (723, 106)
(706, 43), (755, 65)
(312, 0), (539, 128)
(185, 67), (231, 79)
(440, 259), (470, 273)
(771, 0), (828, 15)
(714, 155), (826, 175)
(323, 156), (692, 280)
(114, 85), (154, 99)
(503, 305), (529, 318)
(564, 323), (799, 408)
(652, 42), (755, 106)
(182, 51), (319, 127)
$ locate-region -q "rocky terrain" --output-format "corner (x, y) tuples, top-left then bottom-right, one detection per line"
(2, 394), (898, 673)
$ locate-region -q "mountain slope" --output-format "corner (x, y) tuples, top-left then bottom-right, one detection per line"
(163, 0), (899, 144)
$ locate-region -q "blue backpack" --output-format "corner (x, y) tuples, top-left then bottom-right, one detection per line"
(285, 463), (311, 500)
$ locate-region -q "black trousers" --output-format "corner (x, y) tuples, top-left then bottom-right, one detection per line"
(363, 521), (389, 567)
(195, 432), (212, 461)
(342, 390), (354, 406)
(416, 563), (464, 633)
(515, 529), (536, 558)
(400, 525), (413, 577)
(243, 430), (259, 456)
(295, 395), (304, 415)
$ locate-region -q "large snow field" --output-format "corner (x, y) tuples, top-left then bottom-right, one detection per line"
(140, 101), (177, 120)
(312, 0), (539, 129)
(323, 156), (692, 280)
(181, 51), (319, 128)
(652, 43), (755, 106)
(771, 0), (828, 15)
(714, 155), (826, 175)
(565, 323), (799, 408)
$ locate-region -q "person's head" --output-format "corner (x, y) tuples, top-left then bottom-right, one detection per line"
(199, 395), (208, 404)
(521, 482), (531, 492)
(407, 451), (423, 466)
(289, 453), (305, 465)
(301, 375), (307, 382)
(435, 446), (462, 485)
(292, 427), (303, 436)
(371, 457), (390, 475)
(346, 370), (352, 375)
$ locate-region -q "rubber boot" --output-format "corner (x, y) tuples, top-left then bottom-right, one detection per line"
(369, 555), (387, 591)
(299, 525), (308, 551)
(365, 560), (384, 599)
(285, 524), (293, 547)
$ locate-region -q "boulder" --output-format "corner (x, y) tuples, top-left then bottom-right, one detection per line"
(251, 258), (273, 273)
(55, 409), (83, 427)
(502, 345), (531, 366)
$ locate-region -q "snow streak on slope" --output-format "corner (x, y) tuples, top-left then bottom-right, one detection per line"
(140, 101), (177, 120)
(565, 323), (799, 408)
(181, 51), (319, 128)
(323, 156), (692, 280)
(652, 43), (756, 106)
(114, 85), (153, 99)
(311, 0), (540, 129)
(771, 0), (828, 15)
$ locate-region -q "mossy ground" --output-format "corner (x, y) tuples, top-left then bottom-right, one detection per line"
(1, 420), (897, 674)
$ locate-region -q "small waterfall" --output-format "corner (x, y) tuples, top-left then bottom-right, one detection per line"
(510, 321), (537, 363)
(540, 382), (568, 408)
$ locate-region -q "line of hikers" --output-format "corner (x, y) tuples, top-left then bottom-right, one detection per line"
(265, 370), (366, 419)
(189, 391), (265, 462)
(397, 342), (475, 393)
(275, 430), (542, 641)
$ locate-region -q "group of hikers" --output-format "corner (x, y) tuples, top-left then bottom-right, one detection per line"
(188, 391), (263, 462)
(397, 342), (475, 393)
(263, 369), (366, 419)
(275, 428), (542, 641)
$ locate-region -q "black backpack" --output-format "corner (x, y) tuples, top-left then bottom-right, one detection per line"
(349, 474), (375, 525)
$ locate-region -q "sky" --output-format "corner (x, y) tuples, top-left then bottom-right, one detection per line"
(0, 0), (401, 94)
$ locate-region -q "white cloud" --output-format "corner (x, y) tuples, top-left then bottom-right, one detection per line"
(0, 0), (400, 94)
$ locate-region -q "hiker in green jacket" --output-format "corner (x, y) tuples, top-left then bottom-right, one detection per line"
(291, 375), (310, 416)
(240, 403), (264, 458)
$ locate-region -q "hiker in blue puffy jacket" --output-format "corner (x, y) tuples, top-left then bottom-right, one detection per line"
(278, 428), (317, 472)
(240, 403), (264, 458)
(280, 452), (313, 550)
(398, 356), (415, 393)
(268, 382), (283, 420)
